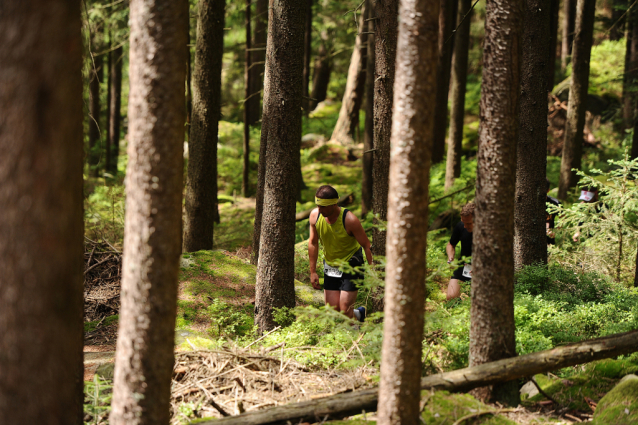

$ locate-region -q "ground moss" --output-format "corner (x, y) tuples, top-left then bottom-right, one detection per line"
(593, 376), (638, 424)
(84, 314), (119, 333)
(421, 391), (516, 424)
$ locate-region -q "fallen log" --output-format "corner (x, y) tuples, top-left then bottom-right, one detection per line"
(295, 192), (355, 222)
(194, 330), (638, 425)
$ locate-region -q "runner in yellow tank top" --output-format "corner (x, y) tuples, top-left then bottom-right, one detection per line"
(308, 185), (373, 321)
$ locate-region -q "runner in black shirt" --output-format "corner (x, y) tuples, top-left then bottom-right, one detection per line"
(446, 202), (474, 300)
(546, 178), (561, 245)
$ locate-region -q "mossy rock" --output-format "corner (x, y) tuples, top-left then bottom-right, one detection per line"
(592, 375), (638, 424)
(421, 391), (515, 424)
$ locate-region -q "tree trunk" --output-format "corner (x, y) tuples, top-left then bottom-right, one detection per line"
(514, 0), (551, 270)
(0, 2), (84, 423)
(371, 0), (399, 257)
(109, 0), (187, 423)
(251, 125), (267, 265)
(183, 0), (225, 252)
(431, 0), (458, 164)
(634, 243), (638, 287)
(444, 0), (472, 191)
(186, 15), (193, 142)
(302, 0), (313, 114)
(558, 0), (596, 200)
(471, 0), (523, 406)
(547, 0), (560, 91)
(203, 330), (638, 425)
(362, 1), (375, 218)
(108, 45), (123, 176)
(561, 0), (577, 71)
(610, 0), (627, 41)
(331, 4), (368, 146)
(106, 34), (112, 173)
(243, 0), (252, 198)
(624, 8), (637, 129)
(377, 1), (438, 423)
(309, 30), (332, 110)
(254, 0), (304, 332)
(247, 0), (267, 125)
(89, 52), (103, 178)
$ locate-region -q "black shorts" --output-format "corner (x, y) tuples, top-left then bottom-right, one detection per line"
(451, 265), (472, 282)
(323, 248), (365, 292)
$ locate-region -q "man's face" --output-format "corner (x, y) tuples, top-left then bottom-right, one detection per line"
(318, 204), (338, 217)
(461, 214), (474, 232)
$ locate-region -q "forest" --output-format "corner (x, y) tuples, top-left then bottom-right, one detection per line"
(3, 0), (638, 424)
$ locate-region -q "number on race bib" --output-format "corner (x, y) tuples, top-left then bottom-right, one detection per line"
(324, 262), (343, 278)
(462, 264), (472, 279)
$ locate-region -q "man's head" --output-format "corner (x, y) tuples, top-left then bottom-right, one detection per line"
(315, 185), (339, 217)
(460, 202), (475, 232)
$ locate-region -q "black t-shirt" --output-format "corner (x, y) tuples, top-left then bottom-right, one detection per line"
(450, 221), (472, 260)
(546, 196), (561, 245)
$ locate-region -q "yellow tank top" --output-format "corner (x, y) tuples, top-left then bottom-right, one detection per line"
(315, 208), (361, 266)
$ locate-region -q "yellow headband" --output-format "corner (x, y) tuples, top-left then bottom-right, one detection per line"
(315, 197), (338, 206)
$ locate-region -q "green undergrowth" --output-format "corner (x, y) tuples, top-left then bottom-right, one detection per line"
(84, 315), (120, 333)
(523, 357), (638, 413)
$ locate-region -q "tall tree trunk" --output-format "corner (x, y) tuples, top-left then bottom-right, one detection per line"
(634, 243), (638, 287)
(247, 0), (267, 125)
(558, 0), (596, 200)
(371, 0), (399, 257)
(254, 0), (304, 332)
(331, 4), (368, 146)
(470, 0), (523, 406)
(362, 1), (375, 218)
(514, 0), (551, 270)
(610, 0), (627, 41)
(302, 0), (313, 114)
(183, 0), (225, 252)
(89, 52), (103, 178)
(106, 35), (113, 174)
(377, 0), (438, 423)
(108, 45), (123, 176)
(547, 0), (560, 91)
(431, 0), (458, 164)
(243, 0), (252, 197)
(309, 30), (332, 110)
(0, 2), (84, 423)
(109, 0), (187, 423)
(186, 14), (193, 142)
(444, 0), (472, 191)
(561, 0), (577, 72)
(624, 8), (637, 129)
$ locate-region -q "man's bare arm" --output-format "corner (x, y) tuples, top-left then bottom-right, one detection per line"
(446, 243), (456, 263)
(345, 213), (373, 265)
(308, 209), (321, 289)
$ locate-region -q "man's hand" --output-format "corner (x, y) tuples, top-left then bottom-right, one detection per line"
(310, 272), (320, 290)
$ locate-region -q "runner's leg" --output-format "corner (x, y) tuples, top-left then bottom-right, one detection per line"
(325, 290), (341, 311)
(339, 290), (358, 318)
(447, 279), (461, 300)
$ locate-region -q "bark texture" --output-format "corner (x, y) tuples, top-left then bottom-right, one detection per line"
(362, 1), (375, 217)
(89, 52), (104, 177)
(514, 0), (551, 269)
(561, 0), (577, 71)
(547, 0), (559, 91)
(624, 8), (638, 129)
(254, 0), (304, 332)
(247, 0), (267, 125)
(0, 2), (84, 423)
(377, 0), (439, 423)
(558, 0), (596, 200)
(431, 0), (458, 164)
(302, 0), (313, 113)
(109, 0), (187, 423)
(331, 4), (368, 146)
(183, 0), (225, 252)
(444, 0), (472, 191)
(108, 45), (123, 175)
(470, 0), (523, 406)
(310, 30), (332, 110)
(371, 0), (399, 257)
(243, 0), (252, 197)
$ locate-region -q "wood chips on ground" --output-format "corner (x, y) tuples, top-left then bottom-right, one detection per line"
(170, 346), (375, 424)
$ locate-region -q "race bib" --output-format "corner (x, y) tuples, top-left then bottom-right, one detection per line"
(462, 264), (472, 279)
(324, 262), (343, 278)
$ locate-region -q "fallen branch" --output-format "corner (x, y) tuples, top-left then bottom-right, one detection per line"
(295, 193), (355, 222)
(194, 330), (638, 425)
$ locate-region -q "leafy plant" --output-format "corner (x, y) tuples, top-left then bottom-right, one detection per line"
(207, 299), (251, 338)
